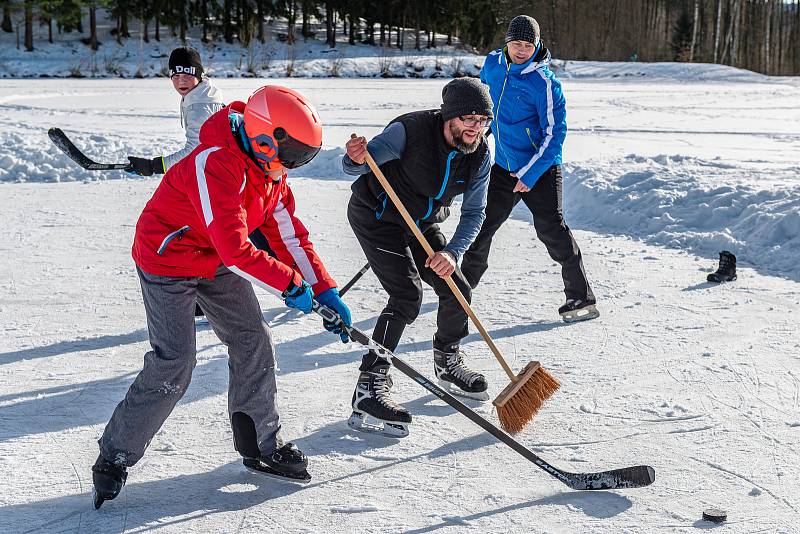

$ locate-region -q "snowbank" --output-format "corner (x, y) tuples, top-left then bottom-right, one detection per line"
(552, 60), (770, 83)
(0, 33), (482, 79)
(564, 155), (800, 277)
(0, 127), (348, 183)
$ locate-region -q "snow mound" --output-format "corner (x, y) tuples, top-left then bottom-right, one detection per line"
(553, 60), (769, 83)
(564, 154), (800, 276)
(0, 129), (124, 183)
(298, 147), (348, 179)
(0, 37), (482, 80)
(0, 128), (348, 183)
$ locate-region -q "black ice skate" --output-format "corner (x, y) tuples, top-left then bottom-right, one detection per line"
(243, 442), (311, 484)
(349, 364), (412, 438)
(433, 343), (489, 401)
(91, 454), (128, 509)
(558, 298), (600, 323)
(707, 251), (737, 283)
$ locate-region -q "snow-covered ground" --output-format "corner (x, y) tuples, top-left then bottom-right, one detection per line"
(1, 63), (799, 532)
(0, 18), (482, 79)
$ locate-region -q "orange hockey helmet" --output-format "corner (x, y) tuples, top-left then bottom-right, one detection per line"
(243, 85), (322, 170)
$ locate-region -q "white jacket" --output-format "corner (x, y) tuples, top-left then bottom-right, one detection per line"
(163, 78), (225, 170)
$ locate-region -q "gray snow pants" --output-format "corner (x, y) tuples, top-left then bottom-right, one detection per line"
(98, 265), (281, 467)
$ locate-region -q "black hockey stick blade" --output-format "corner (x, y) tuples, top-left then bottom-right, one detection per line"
(339, 263), (371, 297)
(48, 128), (129, 171)
(312, 301), (655, 491)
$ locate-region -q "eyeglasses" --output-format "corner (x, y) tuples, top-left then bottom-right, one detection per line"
(459, 116), (491, 128)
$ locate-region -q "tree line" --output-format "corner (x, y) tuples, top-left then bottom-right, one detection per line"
(528, 0), (800, 76)
(2, 0), (799, 75)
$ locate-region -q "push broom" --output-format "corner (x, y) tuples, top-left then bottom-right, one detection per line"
(352, 134), (559, 433)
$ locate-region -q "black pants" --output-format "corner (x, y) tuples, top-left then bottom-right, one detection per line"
(348, 197), (472, 371)
(462, 164), (594, 302)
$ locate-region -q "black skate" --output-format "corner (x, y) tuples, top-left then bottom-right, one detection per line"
(707, 251), (737, 283)
(243, 442), (311, 484)
(349, 364), (412, 438)
(91, 454), (127, 509)
(558, 298), (599, 323)
(433, 344), (489, 401)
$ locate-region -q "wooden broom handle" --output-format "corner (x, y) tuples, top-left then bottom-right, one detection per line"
(351, 134), (517, 381)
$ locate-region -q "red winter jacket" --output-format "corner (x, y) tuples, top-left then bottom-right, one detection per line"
(131, 101), (336, 296)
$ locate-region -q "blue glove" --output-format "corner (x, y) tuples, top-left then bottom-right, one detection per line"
(282, 279), (313, 314)
(315, 288), (352, 343)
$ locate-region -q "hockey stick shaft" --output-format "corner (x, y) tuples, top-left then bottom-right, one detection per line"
(48, 128), (129, 171)
(312, 301), (655, 490)
(338, 263), (371, 297)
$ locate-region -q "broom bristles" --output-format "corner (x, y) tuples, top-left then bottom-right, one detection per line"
(496, 367), (560, 434)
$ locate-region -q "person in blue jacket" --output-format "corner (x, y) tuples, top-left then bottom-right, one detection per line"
(461, 15), (598, 323)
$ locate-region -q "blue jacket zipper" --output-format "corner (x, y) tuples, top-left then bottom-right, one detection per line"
(495, 54), (513, 170)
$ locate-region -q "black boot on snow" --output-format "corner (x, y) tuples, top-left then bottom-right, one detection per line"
(707, 251), (737, 283)
(433, 341), (489, 401)
(92, 454), (127, 509)
(243, 442), (311, 484)
(349, 363), (412, 438)
(558, 298), (600, 323)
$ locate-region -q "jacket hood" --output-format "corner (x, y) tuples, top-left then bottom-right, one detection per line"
(183, 78), (225, 107)
(199, 101), (246, 151)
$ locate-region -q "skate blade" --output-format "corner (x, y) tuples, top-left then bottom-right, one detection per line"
(561, 304), (600, 323)
(347, 411), (409, 438)
(437, 379), (490, 401)
(243, 463), (312, 485)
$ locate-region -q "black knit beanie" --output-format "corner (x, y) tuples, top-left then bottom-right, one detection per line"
(440, 78), (494, 122)
(168, 47), (204, 80)
(505, 15), (540, 45)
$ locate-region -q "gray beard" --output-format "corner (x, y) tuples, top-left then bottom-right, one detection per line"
(449, 122), (481, 154)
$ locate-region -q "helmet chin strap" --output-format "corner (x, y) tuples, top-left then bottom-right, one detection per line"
(231, 112), (282, 177)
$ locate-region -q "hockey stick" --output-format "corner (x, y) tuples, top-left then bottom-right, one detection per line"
(313, 300), (655, 490)
(338, 263), (371, 297)
(48, 128), (129, 171)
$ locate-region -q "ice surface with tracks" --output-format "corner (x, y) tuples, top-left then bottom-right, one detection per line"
(1, 64), (799, 532)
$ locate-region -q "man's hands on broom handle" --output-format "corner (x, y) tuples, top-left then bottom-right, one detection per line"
(346, 136), (368, 165)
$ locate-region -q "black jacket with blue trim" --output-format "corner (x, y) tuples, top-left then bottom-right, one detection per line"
(350, 110), (488, 227)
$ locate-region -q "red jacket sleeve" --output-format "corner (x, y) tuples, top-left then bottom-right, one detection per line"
(260, 178), (336, 296)
(186, 148), (300, 294)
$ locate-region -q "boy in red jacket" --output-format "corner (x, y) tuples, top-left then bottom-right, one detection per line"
(91, 85), (351, 508)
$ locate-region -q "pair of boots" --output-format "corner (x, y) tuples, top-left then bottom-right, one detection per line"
(349, 342), (488, 437)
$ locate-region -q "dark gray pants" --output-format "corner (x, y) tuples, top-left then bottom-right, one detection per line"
(98, 266), (281, 467)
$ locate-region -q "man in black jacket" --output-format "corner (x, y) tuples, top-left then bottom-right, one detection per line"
(342, 78), (494, 437)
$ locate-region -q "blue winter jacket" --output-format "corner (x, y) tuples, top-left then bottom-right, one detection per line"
(481, 46), (567, 187)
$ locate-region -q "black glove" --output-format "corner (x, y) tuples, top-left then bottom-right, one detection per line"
(126, 156), (165, 176)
